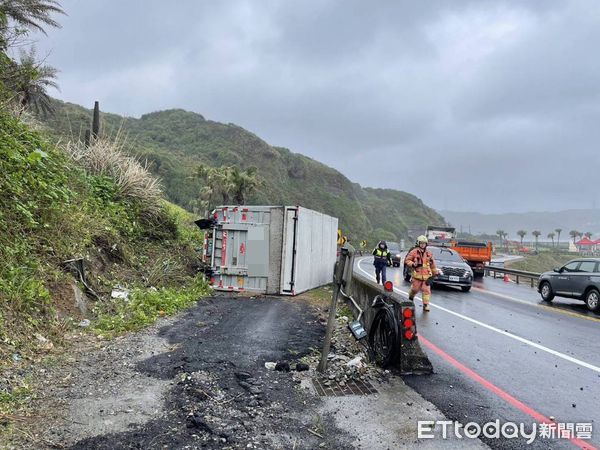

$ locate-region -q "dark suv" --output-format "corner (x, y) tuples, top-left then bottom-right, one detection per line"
(403, 246), (473, 292)
(538, 258), (600, 312)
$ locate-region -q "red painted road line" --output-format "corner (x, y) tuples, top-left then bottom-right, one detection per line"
(419, 335), (597, 450)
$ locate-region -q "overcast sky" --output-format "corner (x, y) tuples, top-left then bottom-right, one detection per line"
(33, 0), (600, 213)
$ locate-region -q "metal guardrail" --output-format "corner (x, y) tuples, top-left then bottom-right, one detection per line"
(485, 265), (541, 288)
(320, 245), (433, 374)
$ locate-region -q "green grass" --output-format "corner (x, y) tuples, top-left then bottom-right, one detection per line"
(93, 276), (211, 336)
(305, 285), (333, 302)
(0, 379), (33, 415)
(507, 252), (580, 273)
(338, 303), (354, 319)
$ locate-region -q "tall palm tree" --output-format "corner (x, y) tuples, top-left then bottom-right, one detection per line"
(569, 230), (579, 244)
(532, 230), (541, 250)
(196, 164), (263, 210)
(496, 229), (505, 249)
(196, 164), (230, 210)
(555, 228), (562, 248)
(227, 166), (262, 204)
(584, 232), (593, 239)
(547, 232), (555, 247)
(0, 0), (64, 52)
(10, 47), (59, 116)
(517, 230), (527, 246)
(0, 0), (64, 34)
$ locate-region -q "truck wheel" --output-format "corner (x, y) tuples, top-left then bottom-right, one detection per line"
(461, 286), (471, 292)
(539, 281), (554, 302)
(585, 288), (600, 312)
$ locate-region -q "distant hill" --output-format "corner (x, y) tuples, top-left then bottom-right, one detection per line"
(41, 100), (445, 243)
(442, 209), (600, 241)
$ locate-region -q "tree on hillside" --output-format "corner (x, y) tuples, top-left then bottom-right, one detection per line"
(196, 165), (231, 210)
(532, 230), (541, 250)
(0, 1), (63, 115)
(196, 164), (263, 212)
(0, 0), (63, 34)
(0, 0), (64, 50)
(547, 232), (555, 247)
(517, 230), (527, 245)
(555, 228), (562, 248)
(228, 165), (262, 204)
(7, 47), (59, 115)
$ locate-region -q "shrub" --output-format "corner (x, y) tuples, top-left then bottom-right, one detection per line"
(63, 134), (163, 221)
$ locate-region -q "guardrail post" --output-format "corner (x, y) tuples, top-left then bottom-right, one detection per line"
(516, 275), (519, 284)
(318, 246), (351, 372)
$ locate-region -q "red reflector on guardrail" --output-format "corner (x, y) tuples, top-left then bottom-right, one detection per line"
(384, 281), (393, 292)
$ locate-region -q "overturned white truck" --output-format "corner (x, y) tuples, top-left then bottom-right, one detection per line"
(196, 206), (338, 295)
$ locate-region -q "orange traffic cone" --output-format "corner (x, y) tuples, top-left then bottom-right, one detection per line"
(503, 274), (510, 282)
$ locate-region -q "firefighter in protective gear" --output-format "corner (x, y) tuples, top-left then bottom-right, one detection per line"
(404, 235), (441, 312)
(372, 240), (392, 284)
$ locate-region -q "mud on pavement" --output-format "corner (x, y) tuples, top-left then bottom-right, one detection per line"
(73, 295), (341, 449)
(5, 295), (353, 449)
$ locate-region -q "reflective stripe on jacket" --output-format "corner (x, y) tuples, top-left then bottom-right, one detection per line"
(372, 248), (391, 265)
(405, 248), (437, 280)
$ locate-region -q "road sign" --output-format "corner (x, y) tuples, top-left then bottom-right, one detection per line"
(337, 229), (347, 246)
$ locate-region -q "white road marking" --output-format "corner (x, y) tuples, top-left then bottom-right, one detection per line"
(471, 287), (535, 307)
(356, 258), (600, 374)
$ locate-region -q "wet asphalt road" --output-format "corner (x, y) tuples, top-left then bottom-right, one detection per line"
(356, 256), (600, 450)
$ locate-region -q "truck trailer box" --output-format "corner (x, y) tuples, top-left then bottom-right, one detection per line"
(200, 206), (338, 295)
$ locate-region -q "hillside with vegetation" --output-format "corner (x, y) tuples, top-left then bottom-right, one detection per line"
(0, 106), (212, 363)
(41, 101), (445, 243)
(0, 1), (212, 371)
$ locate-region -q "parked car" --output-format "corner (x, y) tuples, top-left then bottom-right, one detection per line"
(388, 241), (402, 267)
(403, 246), (473, 292)
(538, 258), (600, 312)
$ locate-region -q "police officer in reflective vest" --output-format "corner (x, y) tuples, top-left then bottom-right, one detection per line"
(372, 241), (392, 284)
(404, 235), (441, 312)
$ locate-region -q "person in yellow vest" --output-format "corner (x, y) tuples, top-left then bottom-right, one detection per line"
(404, 235), (441, 312)
(372, 241), (392, 284)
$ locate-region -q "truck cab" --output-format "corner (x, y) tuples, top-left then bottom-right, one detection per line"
(425, 226), (492, 277)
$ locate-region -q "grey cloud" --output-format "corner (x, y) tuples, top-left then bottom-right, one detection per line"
(33, 0), (600, 213)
